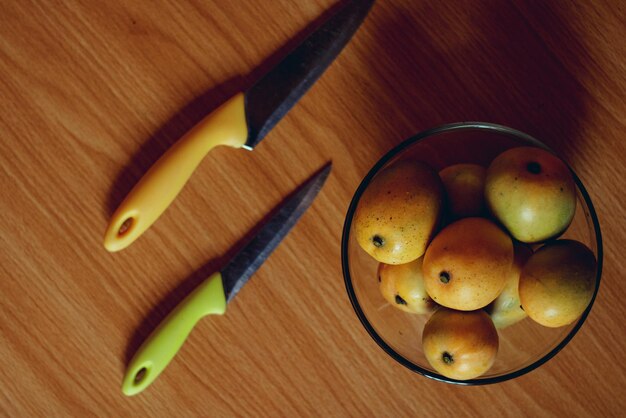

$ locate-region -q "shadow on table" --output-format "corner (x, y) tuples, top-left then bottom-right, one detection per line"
(123, 215), (257, 367)
(123, 163), (330, 368)
(105, 0), (352, 219)
(358, 0), (588, 159)
(120, 0), (593, 378)
(116, 0), (357, 377)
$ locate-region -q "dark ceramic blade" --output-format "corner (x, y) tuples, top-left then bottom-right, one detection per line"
(243, 0), (374, 149)
(220, 164), (331, 303)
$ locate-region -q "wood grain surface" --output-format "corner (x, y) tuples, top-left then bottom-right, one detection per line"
(1, 0), (625, 416)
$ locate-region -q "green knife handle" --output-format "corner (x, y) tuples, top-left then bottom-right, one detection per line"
(103, 93), (248, 252)
(122, 272), (227, 396)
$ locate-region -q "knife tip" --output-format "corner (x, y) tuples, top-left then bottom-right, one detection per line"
(318, 161), (333, 182)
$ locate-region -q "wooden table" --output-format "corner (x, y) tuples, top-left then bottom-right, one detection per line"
(2, 1), (625, 415)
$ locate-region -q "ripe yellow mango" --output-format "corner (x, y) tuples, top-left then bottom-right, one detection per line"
(422, 218), (513, 311)
(422, 308), (499, 380)
(354, 160), (443, 264)
(378, 257), (436, 314)
(519, 240), (596, 328)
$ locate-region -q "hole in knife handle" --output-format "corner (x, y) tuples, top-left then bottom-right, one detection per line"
(118, 218), (134, 236)
(134, 367), (147, 384)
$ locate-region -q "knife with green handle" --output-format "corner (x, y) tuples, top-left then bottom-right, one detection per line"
(104, 0), (374, 252)
(122, 164), (331, 396)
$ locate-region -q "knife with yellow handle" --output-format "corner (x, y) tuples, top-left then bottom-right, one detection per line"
(104, 0), (374, 252)
(122, 164), (331, 396)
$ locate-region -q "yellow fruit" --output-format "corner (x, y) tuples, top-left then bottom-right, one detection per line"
(485, 146), (577, 243)
(439, 163), (486, 219)
(486, 243), (533, 329)
(422, 308), (498, 380)
(422, 217), (513, 311)
(519, 240), (597, 328)
(378, 257), (436, 314)
(353, 159), (443, 264)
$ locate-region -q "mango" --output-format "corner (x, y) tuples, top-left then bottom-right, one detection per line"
(422, 308), (498, 380)
(485, 243), (533, 329)
(439, 163), (486, 220)
(353, 160), (443, 264)
(519, 239), (597, 328)
(422, 217), (513, 311)
(378, 256), (436, 314)
(485, 147), (576, 243)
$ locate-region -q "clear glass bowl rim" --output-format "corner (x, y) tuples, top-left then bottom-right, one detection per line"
(341, 121), (604, 385)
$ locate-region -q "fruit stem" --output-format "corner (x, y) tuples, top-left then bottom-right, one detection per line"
(527, 161), (542, 174)
(442, 351), (454, 364)
(439, 271), (450, 284)
(395, 294), (407, 305)
(372, 235), (384, 247)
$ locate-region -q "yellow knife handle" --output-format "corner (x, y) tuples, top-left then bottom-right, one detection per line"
(122, 272), (227, 396)
(104, 93), (248, 252)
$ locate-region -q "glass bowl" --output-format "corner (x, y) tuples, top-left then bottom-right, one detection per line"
(341, 122), (603, 385)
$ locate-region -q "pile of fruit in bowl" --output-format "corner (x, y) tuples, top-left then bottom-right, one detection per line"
(342, 123), (602, 384)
